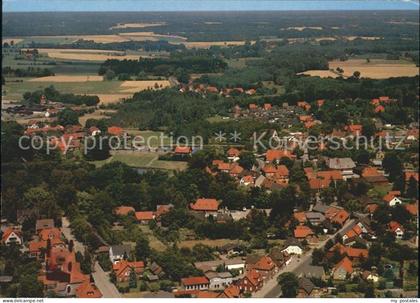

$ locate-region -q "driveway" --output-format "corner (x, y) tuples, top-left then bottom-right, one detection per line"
(253, 219), (356, 298)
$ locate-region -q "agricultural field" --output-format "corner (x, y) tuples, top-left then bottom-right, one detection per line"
(28, 75), (103, 82)
(28, 48), (143, 61)
(299, 59), (419, 79)
(92, 150), (188, 171)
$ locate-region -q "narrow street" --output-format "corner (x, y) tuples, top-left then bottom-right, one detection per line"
(61, 217), (85, 254)
(61, 217), (121, 298)
(92, 261), (121, 298)
(253, 219), (356, 298)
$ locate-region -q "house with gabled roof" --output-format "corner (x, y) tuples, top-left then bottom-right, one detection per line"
(383, 192), (402, 207)
(189, 198), (220, 217)
(75, 280), (103, 298)
(294, 225), (314, 239)
(112, 260), (145, 282)
(237, 270), (263, 294)
(135, 211), (155, 224)
(181, 276), (210, 291)
(332, 256), (353, 280)
(388, 221), (404, 239)
(114, 206), (135, 216)
(1, 228), (23, 246)
(250, 256), (277, 280)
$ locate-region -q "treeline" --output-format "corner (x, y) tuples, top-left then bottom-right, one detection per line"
(98, 55), (227, 78)
(27, 39), (186, 52)
(23, 86), (100, 106)
(2, 66), (55, 78)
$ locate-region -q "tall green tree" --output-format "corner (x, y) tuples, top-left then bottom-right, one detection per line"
(277, 272), (299, 298)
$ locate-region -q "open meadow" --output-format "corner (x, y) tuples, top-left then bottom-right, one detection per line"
(299, 59), (419, 79)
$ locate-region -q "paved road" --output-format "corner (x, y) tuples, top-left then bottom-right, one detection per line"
(254, 219), (356, 298)
(92, 261), (121, 298)
(62, 217), (121, 298)
(61, 217), (85, 254)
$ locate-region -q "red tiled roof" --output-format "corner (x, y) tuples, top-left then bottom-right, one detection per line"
(156, 205), (173, 217)
(113, 260), (145, 277)
(175, 146), (192, 154)
(245, 270), (262, 287)
(316, 99), (325, 107)
(107, 126), (123, 136)
(264, 103), (272, 110)
(334, 256), (353, 274)
(405, 203), (418, 216)
(316, 170), (343, 181)
(197, 291), (219, 298)
(294, 225), (314, 238)
(39, 228), (61, 241)
(299, 115), (313, 122)
(114, 206), (135, 216)
(404, 171), (419, 182)
(374, 105), (385, 113)
(293, 212), (307, 224)
(389, 221), (404, 233)
(362, 167), (382, 178)
(181, 276), (209, 286)
(227, 147), (241, 157)
(222, 284), (240, 298)
(345, 247), (368, 259)
(366, 203), (379, 214)
(253, 256), (275, 271)
(135, 211), (155, 221)
(266, 149), (295, 162)
(249, 103), (257, 110)
(190, 198), (220, 211)
(309, 178), (331, 190)
(75, 281), (102, 298)
(1, 228), (21, 242)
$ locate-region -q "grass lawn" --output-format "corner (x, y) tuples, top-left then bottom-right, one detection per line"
(138, 225), (167, 252)
(403, 260), (418, 291)
(124, 129), (172, 147)
(206, 115), (231, 123)
(178, 238), (241, 249)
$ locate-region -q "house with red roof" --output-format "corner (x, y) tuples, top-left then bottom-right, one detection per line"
(1, 228), (23, 246)
(374, 105), (385, 113)
(250, 256), (277, 280)
(316, 99), (325, 107)
(332, 256), (353, 280)
(39, 246), (91, 296)
(342, 224), (363, 244)
(75, 280), (103, 298)
(297, 101), (311, 111)
(107, 126), (123, 136)
(388, 221), (404, 239)
(114, 206), (135, 216)
(405, 203), (418, 216)
(404, 171), (419, 182)
(240, 175), (255, 187)
(383, 192), (402, 207)
(294, 225), (314, 239)
(249, 103), (258, 110)
(227, 147), (241, 161)
(174, 146), (192, 155)
(361, 167), (388, 185)
(237, 270), (263, 294)
(219, 284), (240, 298)
(328, 243), (368, 262)
(265, 149), (295, 163)
(113, 260), (145, 282)
(264, 103), (272, 110)
(135, 211), (155, 224)
(190, 198), (220, 217)
(345, 124), (363, 136)
(29, 227), (65, 259)
(325, 207), (349, 226)
(181, 276), (210, 291)
(293, 212), (307, 224)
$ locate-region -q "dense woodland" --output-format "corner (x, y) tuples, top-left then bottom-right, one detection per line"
(3, 11), (419, 41)
(23, 86), (100, 106)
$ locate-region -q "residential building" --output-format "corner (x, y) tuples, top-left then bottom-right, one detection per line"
(332, 257), (353, 280)
(1, 228), (23, 246)
(109, 244), (131, 264)
(181, 276), (210, 291)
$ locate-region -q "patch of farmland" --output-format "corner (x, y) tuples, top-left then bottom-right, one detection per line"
(28, 75), (103, 82)
(299, 59), (419, 79)
(110, 22), (166, 29)
(27, 48), (142, 61)
(119, 80), (171, 93)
